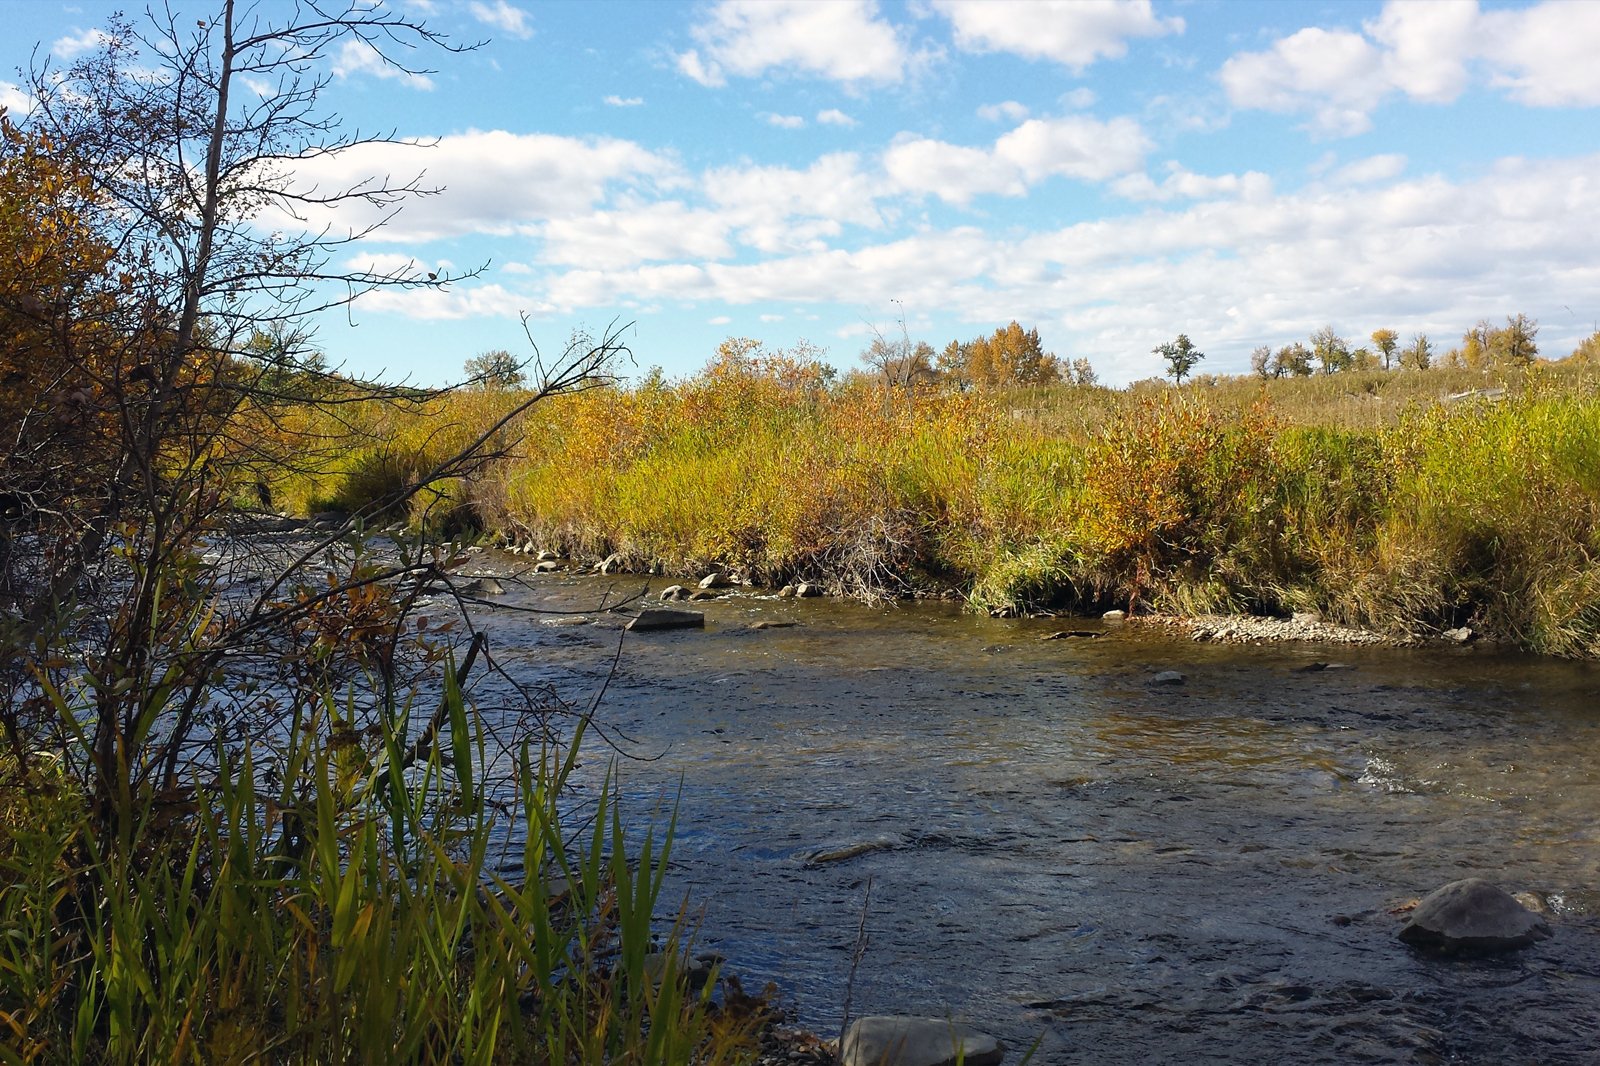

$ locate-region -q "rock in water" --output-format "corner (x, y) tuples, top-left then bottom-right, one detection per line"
(841, 1017), (1004, 1066)
(1398, 878), (1552, 952)
(1148, 670), (1186, 686)
(625, 609), (705, 633)
(659, 585), (690, 601)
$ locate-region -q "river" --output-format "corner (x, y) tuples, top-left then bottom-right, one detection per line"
(466, 567), (1600, 1064)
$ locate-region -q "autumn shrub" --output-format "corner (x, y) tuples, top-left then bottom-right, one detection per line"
(1078, 395), (1282, 614)
(1360, 393), (1600, 654)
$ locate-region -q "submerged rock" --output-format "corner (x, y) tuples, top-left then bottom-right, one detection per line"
(1148, 670), (1186, 686)
(1398, 878), (1552, 952)
(463, 577), (505, 596)
(626, 609), (705, 633)
(840, 1016), (1004, 1066)
(659, 584), (691, 601)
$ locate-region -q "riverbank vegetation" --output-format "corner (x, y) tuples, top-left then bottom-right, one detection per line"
(2, 5), (763, 1063)
(277, 343), (1600, 658)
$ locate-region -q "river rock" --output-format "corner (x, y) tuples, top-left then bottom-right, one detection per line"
(626, 609), (705, 633)
(463, 577), (505, 596)
(795, 582), (824, 598)
(840, 1016), (1004, 1066)
(1102, 609), (1126, 621)
(1442, 626), (1476, 644)
(1398, 878), (1552, 952)
(699, 571), (732, 589)
(659, 585), (691, 601)
(598, 552), (627, 575)
(778, 584), (797, 598)
(750, 620), (799, 630)
(689, 589), (718, 601)
(1148, 670), (1186, 686)
(533, 559), (561, 573)
(536, 549), (560, 562)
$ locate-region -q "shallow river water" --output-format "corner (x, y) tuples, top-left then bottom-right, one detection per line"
(468, 569), (1600, 1064)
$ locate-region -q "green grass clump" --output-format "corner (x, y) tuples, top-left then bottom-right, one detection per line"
(0, 675), (764, 1065)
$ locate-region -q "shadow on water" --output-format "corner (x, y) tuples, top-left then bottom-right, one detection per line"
(471, 569), (1600, 1064)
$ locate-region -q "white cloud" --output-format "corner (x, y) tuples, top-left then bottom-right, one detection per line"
(333, 40), (436, 90)
(763, 112), (806, 129)
(886, 114), (1149, 204)
(702, 152), (886, 248)
(932, 0), (1182, 71)
(538, 202), (734, 269)
(1365, 0), (1476, 103)
(469, 0), (534, 39)
(817, 108), (858, 127)
(1220, 0), (1600, 138)
(0, 81), (31, 115)
(977, 100), (1029, 123)
(1112, 164), (1272, 203)
(1060, 87), (1097, 110)
(884, 136), (1027, 204)
(603, 94), (644, 107)
(676, 0), (911, 87)
(1330, 154), (1407, 186)
(501, 261), (535, 275)
(709, 315), (732, 325)
(1219, 26), (1383, 136)
(52, 27), (111, 59)
(760, 313), (785, 322)
(270, 130), (680, 242)
(1481, 2), (1600, 107)
(995, 115), (1152, 183)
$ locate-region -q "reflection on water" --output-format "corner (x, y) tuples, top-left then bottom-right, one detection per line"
(471, 571), (1600, 1064)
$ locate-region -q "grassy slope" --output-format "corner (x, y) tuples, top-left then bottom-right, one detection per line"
(276, 359), (1600, 657)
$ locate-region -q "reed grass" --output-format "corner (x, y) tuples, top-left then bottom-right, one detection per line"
(272, 358), (1600, 656)
(0, 661), (761, 1065)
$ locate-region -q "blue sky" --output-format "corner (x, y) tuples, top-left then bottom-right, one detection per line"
(5, 0), (1599, 385)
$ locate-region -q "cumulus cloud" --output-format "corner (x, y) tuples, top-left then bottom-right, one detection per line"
(333, 40), (436, 90)
(52, 28), (111, 59)
(1221, 0), (1600, 138)
(676, 0), (911, 87)
(1329, 154), (1407, 186)
(994, 115), (1152, 183)
(0, 81), (31, 115)
(817, 108), (858, 127)
(268, 130), (680, 242)
(397, 150), (1600, 384)
(886, 114), (1149, 204)
(1219, 26), (1384, 136)
(537, 202), (734, 269)
(469, 0), (534, 39)
(1481, 2), (1600, 106)
(931, 0), (1182, 71)
(1112, 163), (1273, 203)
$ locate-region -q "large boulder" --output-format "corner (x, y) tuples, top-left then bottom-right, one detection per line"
(841, 1016), (1004, 1066)
(698, 571), (733, 590)
(1398, 878), (1552, 952)
(625, 609), (705, 633)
